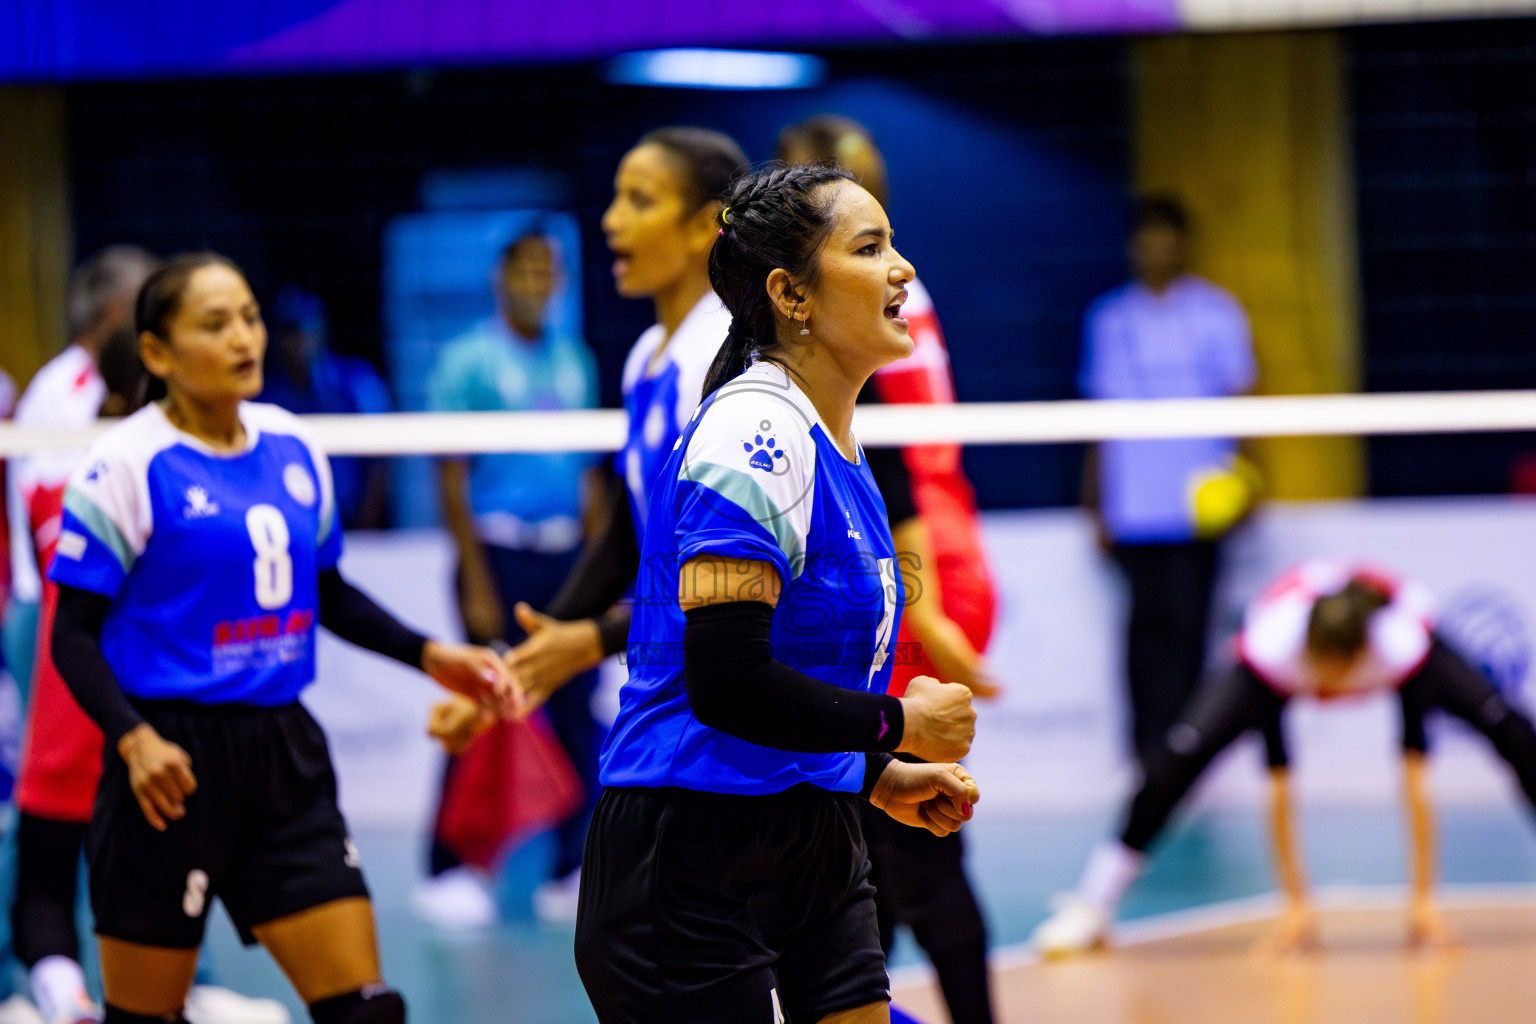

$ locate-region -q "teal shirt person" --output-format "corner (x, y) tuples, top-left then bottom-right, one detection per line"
(428, 317), (597, 548)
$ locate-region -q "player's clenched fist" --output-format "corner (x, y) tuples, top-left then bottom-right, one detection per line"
(870, 761), (980, 837)
(896, 675), (976, 763)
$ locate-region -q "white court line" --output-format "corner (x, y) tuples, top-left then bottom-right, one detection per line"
(887, 882), (1536, 990)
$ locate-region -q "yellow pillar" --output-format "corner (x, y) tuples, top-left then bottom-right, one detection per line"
(0, 87), (72, 388)
(1133, 31), (1364, 500)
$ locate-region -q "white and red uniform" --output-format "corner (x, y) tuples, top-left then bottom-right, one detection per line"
(1238, 560), (1436, 700)
(871, 277), (996, 695)
(11, 346), (107, 822)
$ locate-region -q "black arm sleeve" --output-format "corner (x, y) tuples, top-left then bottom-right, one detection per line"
(544, 462), (641, 624)
(861, 752), (895, 798)
(318, 569), (429, 668)
(683, 602), (904, 754)
(596, 604), (633, 659)
(52, 584), (144, 746)
(857, 380), (919, 529)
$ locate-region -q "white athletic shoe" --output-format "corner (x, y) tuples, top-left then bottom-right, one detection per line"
(183, 986), (290, 1024)
(0, 995), (45, 1024)
(1031, 894), (1111, 957)
(39, 993), (96, 1024)
(411, 866), (498, 930)
(532, 870), (582, 924)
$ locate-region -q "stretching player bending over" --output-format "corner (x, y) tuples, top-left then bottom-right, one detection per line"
(1033, 560), (1536, 955)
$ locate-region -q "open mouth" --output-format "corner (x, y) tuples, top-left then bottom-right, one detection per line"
(884, 291), (909, 325)
(234, 358), (258, 376)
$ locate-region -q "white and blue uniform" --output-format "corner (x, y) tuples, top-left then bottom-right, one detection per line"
(618, 292), (732, 535)
(50, 401), (339, 705)
(601, 361), (903, 796)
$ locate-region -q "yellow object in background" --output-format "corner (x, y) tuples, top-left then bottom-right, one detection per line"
(1189, 455), (1263, 538)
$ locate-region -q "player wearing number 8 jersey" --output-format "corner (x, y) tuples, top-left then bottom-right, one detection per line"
(47, 254), (514, 1024)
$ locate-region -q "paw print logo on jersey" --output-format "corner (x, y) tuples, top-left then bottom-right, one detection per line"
(680, 373), (815, 531)
(183, 485), (220, 519)
(744, 426), (786, 474)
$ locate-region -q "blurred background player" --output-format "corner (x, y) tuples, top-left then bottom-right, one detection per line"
(777, 115), (1000, 1024)
(415, 231), (599, 927)
(1032, 559), (1536, 954)
(1079, 196), (1257, 767)
(49, 252), (514, 1024)
(446, 130), (748, 919)
(257, 287), (392, 531)
(501, 128), (747, 699)
(9, 247), (286, 1024)
(10, 246), (153, 1024)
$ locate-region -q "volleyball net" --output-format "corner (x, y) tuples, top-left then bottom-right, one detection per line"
(3, 389), (1536, 457)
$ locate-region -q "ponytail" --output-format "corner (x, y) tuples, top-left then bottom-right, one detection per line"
(701, 163), (854, 400)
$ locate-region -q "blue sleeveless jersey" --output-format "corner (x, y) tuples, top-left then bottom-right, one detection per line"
(618, 293), (731, 537)
(49, 402), (341, 706)
(600, 362), (904, 796)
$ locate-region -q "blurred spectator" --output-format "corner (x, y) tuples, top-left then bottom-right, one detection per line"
(1079, 195), (1257, 767)
(415, 231), (600, 928)
(779, 114), (1000, 1024)
(258, 286), (392, 529)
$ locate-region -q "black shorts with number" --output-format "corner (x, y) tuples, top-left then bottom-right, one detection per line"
(88, 700), (369, 949)
(575, 784), (888, 1024)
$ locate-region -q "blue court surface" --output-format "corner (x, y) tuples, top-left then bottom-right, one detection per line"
(195, 800), (1536, 1023)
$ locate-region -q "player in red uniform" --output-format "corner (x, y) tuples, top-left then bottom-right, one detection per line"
(1033, 559), (1536, 954)
(778, 116), (1000, 1024)
(11, 247), (159, 1024)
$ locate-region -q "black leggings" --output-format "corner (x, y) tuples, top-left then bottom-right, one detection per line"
(12, 812), (86, 967)
(860, 803), (994, 1024)
(1118, 640), (1536, 853)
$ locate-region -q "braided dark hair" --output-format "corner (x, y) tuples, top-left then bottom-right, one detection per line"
(701, 163), (856, 400)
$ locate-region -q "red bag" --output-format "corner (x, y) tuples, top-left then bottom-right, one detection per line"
(434, 710), (583, 870)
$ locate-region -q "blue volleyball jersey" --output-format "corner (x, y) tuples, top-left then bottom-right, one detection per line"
(601, 361), (904, 796)
(49, 402), (340, 706)
(618, 292), (732, 536)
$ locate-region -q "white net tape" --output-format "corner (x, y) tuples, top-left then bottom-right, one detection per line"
(1, 389), (1534, 456)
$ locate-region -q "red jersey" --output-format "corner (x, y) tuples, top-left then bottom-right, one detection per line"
(873, 278), (996, 693)
(12, 345), (108, 822)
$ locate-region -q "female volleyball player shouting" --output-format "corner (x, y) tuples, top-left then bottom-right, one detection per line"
(48, 254), (514, 1024)
(574, 165), (981, 1024)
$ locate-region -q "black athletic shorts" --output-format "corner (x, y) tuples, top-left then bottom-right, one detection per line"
(575, 784), (888, 1024)
(87, 700), (369, 949)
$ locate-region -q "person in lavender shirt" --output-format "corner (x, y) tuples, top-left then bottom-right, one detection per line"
(1079, 195), (1256, 768)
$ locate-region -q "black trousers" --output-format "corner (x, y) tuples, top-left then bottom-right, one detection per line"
(860, 803), (994, 1024)
(1110, 541), (1221, 766)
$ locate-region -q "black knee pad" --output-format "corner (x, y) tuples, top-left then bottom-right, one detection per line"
(104, 1006), (187, 1023)
(309, 987), (406, 1024)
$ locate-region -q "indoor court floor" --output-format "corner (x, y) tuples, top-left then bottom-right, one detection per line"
(198, 802), (1536, 1023)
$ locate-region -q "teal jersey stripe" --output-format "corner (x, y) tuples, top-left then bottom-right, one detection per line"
(680, 460), (805, 577)
(62, 487), (136, 574)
